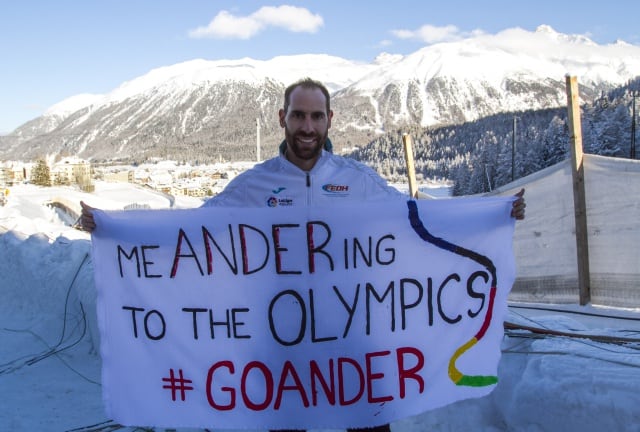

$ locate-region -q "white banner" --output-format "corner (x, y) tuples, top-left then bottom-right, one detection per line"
(91, 198), (516, 430)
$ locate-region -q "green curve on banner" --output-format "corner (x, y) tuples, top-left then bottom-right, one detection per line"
(456, 375), (498, 387)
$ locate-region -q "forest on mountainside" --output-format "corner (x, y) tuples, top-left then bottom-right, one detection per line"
(349, 78), (640, 196)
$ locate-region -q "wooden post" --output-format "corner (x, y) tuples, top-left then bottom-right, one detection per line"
(256, 118), (261, 162)
(402, 133), (418, 198)
(565, 75), (591, 305)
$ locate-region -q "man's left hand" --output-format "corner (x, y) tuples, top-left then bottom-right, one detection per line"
(511, 188), (526, 220)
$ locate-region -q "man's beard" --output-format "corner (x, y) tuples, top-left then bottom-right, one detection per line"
(284, 126), (327, 161)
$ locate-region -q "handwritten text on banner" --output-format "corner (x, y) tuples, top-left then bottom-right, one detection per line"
(91, 198), (516, 429)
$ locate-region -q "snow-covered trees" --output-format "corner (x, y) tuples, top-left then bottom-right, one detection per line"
(349, 79), (640, 196)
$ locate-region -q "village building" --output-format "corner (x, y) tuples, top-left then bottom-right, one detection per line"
(50, 157), (94, 192)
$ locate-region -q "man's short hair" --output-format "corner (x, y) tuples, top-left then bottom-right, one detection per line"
(283, 78), (331, 114)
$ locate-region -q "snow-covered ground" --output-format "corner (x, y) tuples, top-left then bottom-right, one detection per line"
(1, 181), (639, 431)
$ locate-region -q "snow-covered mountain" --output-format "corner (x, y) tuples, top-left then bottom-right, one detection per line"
(2, 25), (640, 163)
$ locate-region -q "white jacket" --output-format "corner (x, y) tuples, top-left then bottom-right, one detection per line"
(202, 150), (403, 208)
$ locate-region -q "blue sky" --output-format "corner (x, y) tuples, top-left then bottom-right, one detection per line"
(2, 0), (639, 134)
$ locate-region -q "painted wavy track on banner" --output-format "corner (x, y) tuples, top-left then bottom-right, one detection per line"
(406, 200), (499, 387)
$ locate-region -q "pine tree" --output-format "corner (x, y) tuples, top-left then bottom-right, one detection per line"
(541, 116), (569, 165)
(31, 159), (51, 186)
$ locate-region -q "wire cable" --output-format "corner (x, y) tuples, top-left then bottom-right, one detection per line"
(509, 303), (640, 322)
(0, 252), (94, 380)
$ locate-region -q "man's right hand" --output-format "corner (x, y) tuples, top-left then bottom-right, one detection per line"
(79, 201), (96, 232)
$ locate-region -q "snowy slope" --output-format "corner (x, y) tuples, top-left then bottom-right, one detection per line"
(78, 55), (376, 111)
(46, 25), (640, 122)
(3, 25), (640, 163)
(338, 25), (640, 127)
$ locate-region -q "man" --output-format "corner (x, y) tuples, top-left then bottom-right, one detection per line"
(81, 78), (526, 432)
(199, 78), (407, 210)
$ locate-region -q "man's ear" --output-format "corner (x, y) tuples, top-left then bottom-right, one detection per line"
(327, 109), (333, 129)
(278, 108), (286, 128)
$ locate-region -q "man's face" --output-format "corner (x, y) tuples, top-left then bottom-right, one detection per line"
(279, 86), (333, 167)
